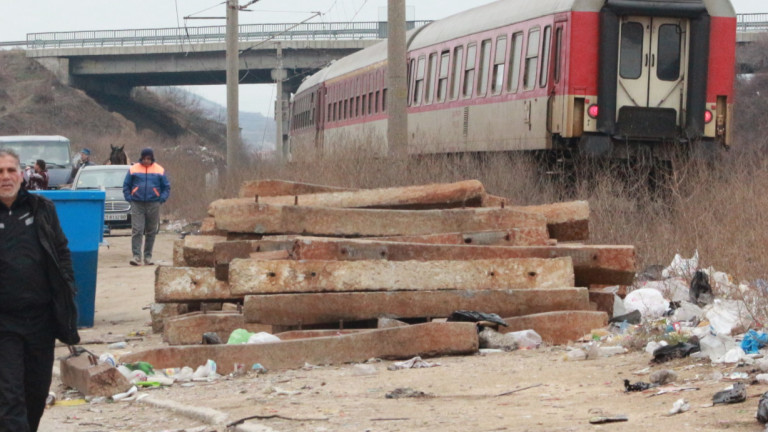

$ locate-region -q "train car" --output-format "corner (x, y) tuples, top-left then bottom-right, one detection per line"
(288, 0), (736, 161)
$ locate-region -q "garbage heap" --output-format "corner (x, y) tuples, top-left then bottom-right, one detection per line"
(131, 179), (636, 374)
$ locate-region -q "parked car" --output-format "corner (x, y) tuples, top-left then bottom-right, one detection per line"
(71, 165), (131, 233)
(0, 135), (76, 188)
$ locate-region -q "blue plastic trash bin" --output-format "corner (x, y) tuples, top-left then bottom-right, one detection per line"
(31, 190), (105, 328)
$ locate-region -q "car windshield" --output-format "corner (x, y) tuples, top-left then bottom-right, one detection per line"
(75, 169), (127, 189)
(0, 141), (71, 167)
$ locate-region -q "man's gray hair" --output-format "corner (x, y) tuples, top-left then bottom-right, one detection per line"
(0, 149), (21, 168)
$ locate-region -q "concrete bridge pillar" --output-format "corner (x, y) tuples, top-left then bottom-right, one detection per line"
(271, 66), (288, 161)
(35, 57), (72, 86)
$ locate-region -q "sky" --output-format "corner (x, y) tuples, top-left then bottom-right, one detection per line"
(1, 0), (765, 116)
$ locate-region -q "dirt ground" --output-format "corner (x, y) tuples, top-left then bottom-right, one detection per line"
(38, 232), (768, 432)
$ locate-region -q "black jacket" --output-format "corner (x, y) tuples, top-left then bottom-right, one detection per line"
(26, 192), (80, 345)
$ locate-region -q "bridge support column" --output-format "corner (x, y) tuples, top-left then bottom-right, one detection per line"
(272, 64), (288, 162)
(35, 57), (72, 86)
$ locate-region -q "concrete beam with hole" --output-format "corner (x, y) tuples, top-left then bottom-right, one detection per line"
(213, 239), (297, 280)
(119, 322), (479, 374)
(239, 179), (356, 198)
(60, 355), (133, 397)
(216, 180), (485, 214)
(214, 204), (547, 237)
(291, 238), (635, 286)
(243, 288), (590, 325)
(519, 201), (590, 242)
(229, 257), (574, 295)
(155, 267), (238, 302)
(163, 312), (272, 345)
(499, 310), (609, 345)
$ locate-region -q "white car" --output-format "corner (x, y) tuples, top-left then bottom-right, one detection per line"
(71, 165), (131, 233)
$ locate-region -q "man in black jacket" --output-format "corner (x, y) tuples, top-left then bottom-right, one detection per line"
(0, 149), (80, 431)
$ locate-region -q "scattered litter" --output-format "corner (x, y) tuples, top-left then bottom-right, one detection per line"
(111, 385), (138, 402)
(385, 388), (433, 399)
(726, 372), (748, 380)
(565, 348), (587, 361)
(651, 337), (700, 364)
(107, 341), (127, 350)
(508, 329), (542, 349)
(689, 270), (713, 306)
(624, 379), (654, 392)
(202, 332), (222, 345)
(624, 288), (669, 319)
(45, 392), (56, 407)
(55, 399), (87, 407)
(247, 332), (281, 344)
(668, 398), (690, 415)
(633, 367), (651, 375)
(252, 363), (267, 374)
(447, 310), (508, 327)
(645, 340), (668, 354)
(712, 383), (747, 405)
(98, 353), (116, 367)
(478, 328), (517, 351)
(758, 392), (768, 423)
(589, 415), (628, 424)
(723, 347), (746, 364)
(608, 309), (641, 325)
(649, 386), (700, 396)
(388, 356), (440, 371)
(662, 251), (699, 279)
(741, 330), (768, 354)
(352, 364), (378, 376)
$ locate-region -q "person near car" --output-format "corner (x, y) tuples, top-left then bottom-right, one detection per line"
(0, 149), (80, 431)
(70, 148), (94, 183)
(25, 159), (49, 191)
(122, 148), (170, 266)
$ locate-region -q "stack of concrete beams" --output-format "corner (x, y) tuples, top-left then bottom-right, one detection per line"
(135, 179), (635, 374)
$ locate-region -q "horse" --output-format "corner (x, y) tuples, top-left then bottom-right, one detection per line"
(106, 145), (128, 165)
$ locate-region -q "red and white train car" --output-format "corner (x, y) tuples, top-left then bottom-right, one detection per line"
(288, 0), (736, 160)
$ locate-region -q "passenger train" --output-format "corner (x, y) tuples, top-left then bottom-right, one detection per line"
(287, 0), (736, 161)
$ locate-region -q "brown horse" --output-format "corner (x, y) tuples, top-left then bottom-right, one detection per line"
(107, 145), (128, 165)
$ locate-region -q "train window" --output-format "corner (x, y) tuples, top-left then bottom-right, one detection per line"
(362, 94), (366, 116)
(437, 51), (450, 103)
(408, 59), (415, 106)
(620, 22), (643, 79)
(464, 43), (477, 98)
(554, 27), (562, 83)
(426, 52), (437, 104)
(492, 36), (507, 95)
(344, 100), (348, 120)
(375, 91), (379, 113)
(450, 46), (464, 100)
(356, 96), (360, 117)
(507, 32), (523, 93)
(524, 28), (540, 90)
(368, 92), (373, 114)
(478, 39), (492, 96)
(539, 26), (551, 88)
(414, 56), (426, 106)
(382, 88), (388, 111)
(657, 24), (681, 81)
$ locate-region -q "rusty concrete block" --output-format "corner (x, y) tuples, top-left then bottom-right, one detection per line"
(588, 290), (615, 316)
(163, 311), (272, 345)
(155, 267), (238, 302)
(230, 257), (574, 295)
(172, 239), (185, 267)
(213, 239), (297, 281)
(375, 228), (552, 246)
(200, 217), (227, 236)
(499, 311), (608, 345)
(182, 235), (227, 267)
(149, 302), (189, 334)
(243, 288), (589, 325)
(213, 203), (547, 237)
(119, 322), (479, 374)
(518, 201), (590, 242)
(60, 354), (132, 397)
(292, 238), (635, 286)
(238, 179), (356, 198)
(481, 195), (510, 208)
(220, 180), (484, 213)
(274, 329), (364, 340)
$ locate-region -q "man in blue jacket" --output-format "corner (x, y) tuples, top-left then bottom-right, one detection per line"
(122, 148), (170, 266)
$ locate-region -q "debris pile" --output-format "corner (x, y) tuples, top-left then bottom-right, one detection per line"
(126, 179), (635, 374)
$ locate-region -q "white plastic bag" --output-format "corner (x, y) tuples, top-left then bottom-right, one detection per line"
(662, 250), (699, 279)
(623, 288), (669, 319)
(247, 332), (281, 344)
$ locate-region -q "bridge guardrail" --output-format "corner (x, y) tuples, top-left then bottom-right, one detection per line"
(23, 21), (431, 49)
(737, 13), (768, 32)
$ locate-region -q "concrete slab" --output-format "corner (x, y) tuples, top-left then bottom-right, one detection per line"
(182, 235), (228, 267)
(213, 204), (547, 237)
(200, 217), (227, 236)
(243, 288), (590, 325)
(150, 302), (190, 333)
(238, 179), (356, 198)
(274, 329), (364, 340)
(172, 239), (185, 267)
(60, 354), (133, 397)
(119, 322), (479, 374)
(155, 267), (237, 302)
(519, 201), (590, 242)
(229, 257), (575, 295)
(378, 228), (551, 246)
(292, 238), (635, 286)
(163, 311), (272, 345)
(499, 311), (609, 345)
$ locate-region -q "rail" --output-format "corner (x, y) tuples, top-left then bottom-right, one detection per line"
(23, 21), (432, 49)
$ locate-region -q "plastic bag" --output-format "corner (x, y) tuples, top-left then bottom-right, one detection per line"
(247, 332), (281, 344)
(662, 251), (699, 279)
(624, 288), (669, 319)
(740, 329), (768, 354)
(227, 328), (255, 345)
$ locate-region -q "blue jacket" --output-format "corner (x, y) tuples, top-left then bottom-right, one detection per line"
(123, 162), (171, 203)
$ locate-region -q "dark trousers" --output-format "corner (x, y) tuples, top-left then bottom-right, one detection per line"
(0, 324), (55, 432)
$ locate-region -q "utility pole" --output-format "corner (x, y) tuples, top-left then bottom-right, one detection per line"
(226, 0), (240, 168)
(387, 0), (408, 159)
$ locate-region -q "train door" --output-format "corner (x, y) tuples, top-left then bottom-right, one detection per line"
(315, 87), (325, 154)
(616, 16), (688, 135)
(547, 22), (566, 136)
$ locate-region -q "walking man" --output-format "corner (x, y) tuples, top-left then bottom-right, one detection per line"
(122, 148), (170, 266)
(0, 149), (80, 431)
